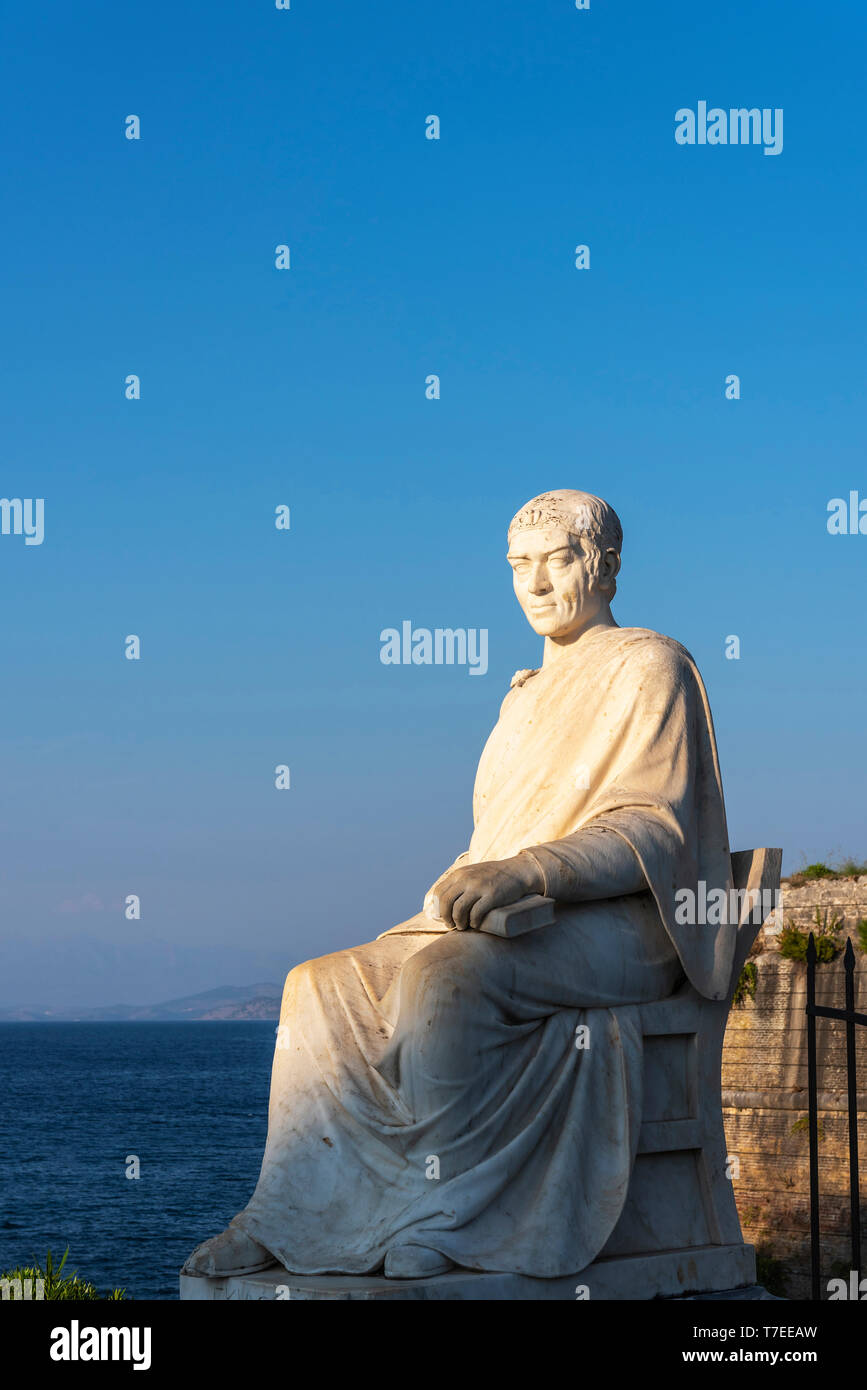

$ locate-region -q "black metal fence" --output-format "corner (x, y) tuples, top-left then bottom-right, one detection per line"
(806, 934), (866, 1299)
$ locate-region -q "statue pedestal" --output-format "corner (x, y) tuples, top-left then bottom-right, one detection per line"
(180, 1242), (768, 1301)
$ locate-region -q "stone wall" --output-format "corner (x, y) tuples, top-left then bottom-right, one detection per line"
(722, 876), (867, 1299)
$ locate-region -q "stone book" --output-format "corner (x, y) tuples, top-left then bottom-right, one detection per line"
(478, 894), (557, 938)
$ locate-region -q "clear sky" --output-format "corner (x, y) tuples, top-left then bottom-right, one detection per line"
(1, 0), (865, 1006)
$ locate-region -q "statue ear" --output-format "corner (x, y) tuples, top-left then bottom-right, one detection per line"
(600, 548), (621, 592)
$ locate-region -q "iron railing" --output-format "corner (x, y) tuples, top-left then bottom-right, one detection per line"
(806, 934), (866, 1299)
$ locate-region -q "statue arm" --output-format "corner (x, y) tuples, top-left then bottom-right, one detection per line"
(519, 825), (647, 902)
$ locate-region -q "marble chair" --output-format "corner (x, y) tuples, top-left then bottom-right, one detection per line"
(577, 845), (783, 1299)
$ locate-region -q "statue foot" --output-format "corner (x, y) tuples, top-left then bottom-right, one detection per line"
(182, 1220), (276, 1278)
(383, 1244), (455, 1279)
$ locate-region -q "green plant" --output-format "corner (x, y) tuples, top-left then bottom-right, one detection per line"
(802, 862), (834, 880)
(856, 920), (867, 955)
(838, 859), (867, 878)
(785, 856), (867, 888)
(755, 1245), (789, 1299)
(779, 908), (843, 963)
(0, 1248), (127, 1301)
(733, 961), (758, 1007)
(790, 1114), (825, 1142)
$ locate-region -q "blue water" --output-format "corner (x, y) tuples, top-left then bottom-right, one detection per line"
(0, 1022), (276, 1300)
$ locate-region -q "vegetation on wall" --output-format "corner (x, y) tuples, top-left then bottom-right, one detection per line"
(754, 1244), (790, 1299)
(733, 961), (758, 1008)
(790, 1114), (825, 1142)
(779, 908), (843, 963)
(785, 857), (867, 888)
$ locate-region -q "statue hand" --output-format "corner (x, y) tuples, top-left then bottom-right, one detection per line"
(426, 855), (544, 932)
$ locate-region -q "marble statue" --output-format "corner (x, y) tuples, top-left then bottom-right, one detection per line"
(183, 489), (735, 1284)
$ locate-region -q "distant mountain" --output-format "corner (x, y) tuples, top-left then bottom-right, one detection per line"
(0, 933), (295, 1012)
(0, 982), (283, 1022)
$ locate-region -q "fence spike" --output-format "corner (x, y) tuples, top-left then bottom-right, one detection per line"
(806, 932), (817, 965)
(844, 936), (856, 970)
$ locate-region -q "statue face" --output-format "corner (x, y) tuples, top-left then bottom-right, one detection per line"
(507, 526), (604, 639)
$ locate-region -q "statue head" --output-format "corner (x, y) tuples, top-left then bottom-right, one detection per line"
(507, 490), (623, 642)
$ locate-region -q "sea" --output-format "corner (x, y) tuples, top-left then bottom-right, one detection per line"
(0, 1022), (276, 1300)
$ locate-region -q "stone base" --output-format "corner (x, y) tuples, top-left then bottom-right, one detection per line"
(180, 1242), (761, 1301)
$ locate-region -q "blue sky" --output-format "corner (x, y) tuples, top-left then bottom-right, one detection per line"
(1, 0), (865, 1005)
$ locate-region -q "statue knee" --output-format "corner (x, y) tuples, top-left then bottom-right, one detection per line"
(398, 932), (493, 1016)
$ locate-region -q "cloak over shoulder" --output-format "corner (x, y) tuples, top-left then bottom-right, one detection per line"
(466, 626), (736, 1000)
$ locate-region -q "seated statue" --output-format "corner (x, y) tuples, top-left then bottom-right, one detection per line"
(183, 489), (735, 1283)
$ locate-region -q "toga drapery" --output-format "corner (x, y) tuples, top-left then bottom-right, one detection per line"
(234, 626), (734, 1277)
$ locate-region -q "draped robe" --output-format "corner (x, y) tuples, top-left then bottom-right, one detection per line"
(234, 626), (734, 1277)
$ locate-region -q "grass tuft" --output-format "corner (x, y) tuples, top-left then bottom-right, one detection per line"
(0, 1248), (127, 1300)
